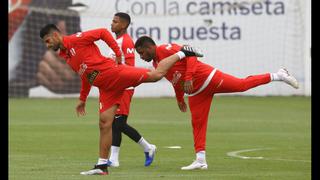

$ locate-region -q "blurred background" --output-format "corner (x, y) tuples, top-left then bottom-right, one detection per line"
(8, 0), (311, 98)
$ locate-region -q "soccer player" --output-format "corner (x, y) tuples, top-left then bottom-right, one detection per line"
(134, 36), (299, 170)
(39, 24), (201, 175)
(108, 12), (156, 167)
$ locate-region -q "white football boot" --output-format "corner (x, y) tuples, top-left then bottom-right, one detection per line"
(80, 163), (108, 175)
(181, 159), (208, 170)
(277, 68), (299, 89)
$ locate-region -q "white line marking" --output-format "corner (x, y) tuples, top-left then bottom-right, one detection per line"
(227, 148), (269, 159)
(226, 148), (310, 163)
(165, 146), (182, 149)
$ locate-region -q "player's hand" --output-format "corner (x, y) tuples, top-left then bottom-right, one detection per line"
(178, 101), (187, 112)
(183, 80), (194, 94)
(76, 100), (86, 116)
(115, 56), (122, 64)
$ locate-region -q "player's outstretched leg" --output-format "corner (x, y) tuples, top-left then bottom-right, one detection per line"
(80, 164), (109, 175)
(274, 68), (299, 89)
(180, 45), (204, 57)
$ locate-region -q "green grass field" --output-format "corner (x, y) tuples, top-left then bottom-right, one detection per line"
(9, 96), (311, 180)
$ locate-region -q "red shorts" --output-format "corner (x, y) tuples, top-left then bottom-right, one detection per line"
(115, 89), (134, 115)
(98, 66), (149, 113)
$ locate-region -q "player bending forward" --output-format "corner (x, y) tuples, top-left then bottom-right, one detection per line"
(39, 24), (203, 175)
(134, 36), (299, 170)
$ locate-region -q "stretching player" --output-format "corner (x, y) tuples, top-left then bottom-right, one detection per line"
(39, 24), (201, 175)
(134, 36), (299, 170)
(108, 12), (156, 167)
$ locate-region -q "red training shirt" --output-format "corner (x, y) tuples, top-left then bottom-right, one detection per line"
(58, 28), (122, 101)
(152, 43), (215, 102)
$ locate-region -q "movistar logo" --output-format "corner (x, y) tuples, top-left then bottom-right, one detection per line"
(127, 48), (134, 54)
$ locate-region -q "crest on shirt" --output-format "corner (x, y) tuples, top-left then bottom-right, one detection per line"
(76, 32), (82, 37)
(69, 48), (76, 56)
(171, 71), (181, 86)
(78, 63), (87, 76)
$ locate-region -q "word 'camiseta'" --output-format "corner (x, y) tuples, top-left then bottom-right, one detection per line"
(116, 0), (285, 16)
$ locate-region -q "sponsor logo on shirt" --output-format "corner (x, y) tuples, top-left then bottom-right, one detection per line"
(86, 70), (100, 85)
(127, 48), (134, 54)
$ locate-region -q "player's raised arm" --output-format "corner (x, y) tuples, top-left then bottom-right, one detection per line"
(78, 28), (122, 63)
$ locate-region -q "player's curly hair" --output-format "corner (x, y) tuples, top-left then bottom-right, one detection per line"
(39, 24), (61, 39)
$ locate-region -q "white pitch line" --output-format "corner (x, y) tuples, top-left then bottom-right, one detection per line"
(227, 148), (269, 159)
(165, 146), (182, 149)
(226, 148), (310, 163)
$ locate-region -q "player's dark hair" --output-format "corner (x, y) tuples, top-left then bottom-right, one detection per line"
(115, 12), (131, 28)
(134, 36), (156, 49)
(39, 24), (61, 39)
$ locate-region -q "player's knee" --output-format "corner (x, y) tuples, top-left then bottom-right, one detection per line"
(99, 117), (113, 130)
